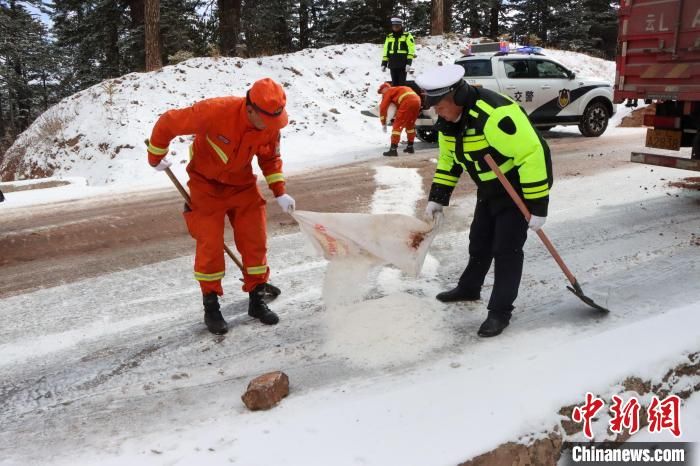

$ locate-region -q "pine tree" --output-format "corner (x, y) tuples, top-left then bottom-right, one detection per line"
(241, 0), (293, 55)
(452, 0), (491, 38)
(0, 1), (60, 135)
(0, 0), (66, 166)
(548, 0), (590, 51)
(395, 0), (430, 37)
(51, 1), (130, 88)
(585, 0), (618, 58)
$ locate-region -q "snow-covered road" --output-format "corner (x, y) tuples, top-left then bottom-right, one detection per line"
(1, 135), (699, 465)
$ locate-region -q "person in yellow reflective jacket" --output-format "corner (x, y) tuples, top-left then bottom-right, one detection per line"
(416, 64), (553, 338)
(381, 17), (415, 86)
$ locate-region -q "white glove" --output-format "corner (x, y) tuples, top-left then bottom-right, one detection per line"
(382, 65), (387, 72)
(153, 158), (172, 172)
(424, 201), (443, 221)
(276, 194), (296, 214)
(382, 125), (387, 133)
(528, 214), (546, 231)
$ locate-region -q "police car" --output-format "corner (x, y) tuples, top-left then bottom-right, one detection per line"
(453, 48), (616, 137)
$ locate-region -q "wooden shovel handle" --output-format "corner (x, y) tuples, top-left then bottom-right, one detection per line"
(165, 167), (245, 273)
(482, 154), (578, 286)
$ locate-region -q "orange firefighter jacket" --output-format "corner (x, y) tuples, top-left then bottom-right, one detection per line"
(147, 96), (286, 197)
(379, 86), (421, 125)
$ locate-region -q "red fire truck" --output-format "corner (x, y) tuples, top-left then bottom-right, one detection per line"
(614, 0), (700, 170)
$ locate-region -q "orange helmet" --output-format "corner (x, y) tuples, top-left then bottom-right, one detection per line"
(377, 82), (391, 94)
(247, 78), (289, 130)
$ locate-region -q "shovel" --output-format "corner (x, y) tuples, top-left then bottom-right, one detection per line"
(164, 167), (281, 300)
(483, 154), (609, 312)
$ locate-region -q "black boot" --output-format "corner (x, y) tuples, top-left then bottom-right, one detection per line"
(249, 284), (279, 325)
(403, 144), (414, 154)
(435, 286), (480, 303)
(203, 293), (228, 335)
(383, 144), (398, 157)
(477, 312), (510, 337)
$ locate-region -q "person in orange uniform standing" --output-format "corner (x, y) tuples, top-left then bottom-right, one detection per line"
(146, 78), (296, 335)
(378, 82), (421, 156)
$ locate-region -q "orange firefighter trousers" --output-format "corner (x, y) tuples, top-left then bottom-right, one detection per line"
(183, 181), (269, 296)
(391, 97), (421, 145)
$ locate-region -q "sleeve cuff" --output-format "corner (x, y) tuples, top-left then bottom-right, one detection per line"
(525, 198), (549, 217)
(269, 181), (286, 198)
(148, 153), (164, 167)
(147, 140), (169, 156)
(428, 182), (454, 206)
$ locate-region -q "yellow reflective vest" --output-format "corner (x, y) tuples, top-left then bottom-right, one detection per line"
(429, 88), (553, 217)
(381, 31), (415, 68)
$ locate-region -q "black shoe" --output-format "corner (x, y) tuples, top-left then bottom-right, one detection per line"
(249, 284), (279, 325)
(477, 313), (510, 337)
(203, 293), (228, 335)
(435, 286), (480, 303)
(383, 144), (398, 157)
(403, 145), (414, 154)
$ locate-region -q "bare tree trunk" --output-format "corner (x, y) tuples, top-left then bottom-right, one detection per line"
(105, 17), (121, 77)
(41, 73), (49, 111)
(145, 0), (162, 71)
(489, 0), (500, 38)
(299, 0), (309, 49)
(539, 0), (549, 43)
(219, 0), (242, 56)
(443, 0), (452, 33)
(431, 0), (444, 35)
(468, 4), (481, 37)
(125, 0), (145, 27)
(0, 90), (5, 138)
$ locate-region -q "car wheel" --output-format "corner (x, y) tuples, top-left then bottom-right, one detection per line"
(578, 101), (609, 137)
(416, 127), (438, 143)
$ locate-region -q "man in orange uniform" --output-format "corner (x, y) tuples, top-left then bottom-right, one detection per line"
(147, 78), (296, 335)
(378, 82), (421, 156)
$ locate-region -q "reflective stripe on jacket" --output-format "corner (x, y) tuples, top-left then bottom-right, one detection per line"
(147, 97), (286, 197)
(379, 86), (421, 124)
(381, 32), (415, 68)
(429, 88), (552, 217)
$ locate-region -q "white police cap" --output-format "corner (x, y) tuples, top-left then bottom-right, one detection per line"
(415, 64), (466, 106)
(390, 17), (403, 25)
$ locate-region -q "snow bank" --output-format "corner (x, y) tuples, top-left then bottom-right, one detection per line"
(1, 36), (620, 188)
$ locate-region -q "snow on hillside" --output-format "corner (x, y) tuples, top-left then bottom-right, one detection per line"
(1, 36), (617, 187)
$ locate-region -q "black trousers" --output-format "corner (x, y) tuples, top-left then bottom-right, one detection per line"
(390, 67), (407, 86)
(457, 197), (528, 317)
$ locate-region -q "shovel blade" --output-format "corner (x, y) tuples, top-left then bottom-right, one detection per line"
(567, 281), (610, 313)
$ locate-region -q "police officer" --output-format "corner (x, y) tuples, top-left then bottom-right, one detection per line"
(416, 65), (553, 337)
(381, 17), (415, 86)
